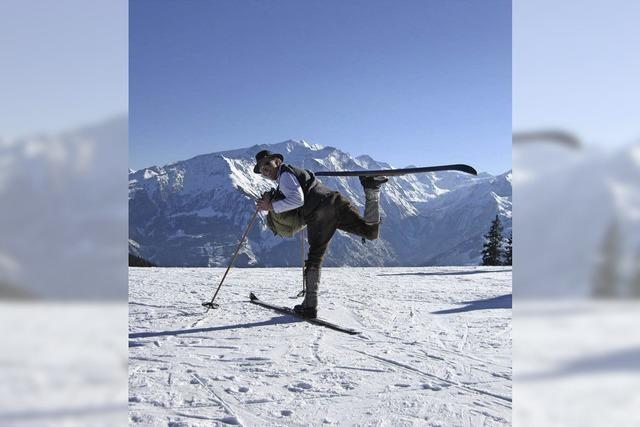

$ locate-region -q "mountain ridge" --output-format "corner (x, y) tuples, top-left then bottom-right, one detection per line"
(129, 140), (512, 267)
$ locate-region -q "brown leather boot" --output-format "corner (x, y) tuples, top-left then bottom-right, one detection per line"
(293, 267), (320, 318)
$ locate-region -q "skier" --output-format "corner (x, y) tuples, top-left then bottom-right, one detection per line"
(254, 149), (387, 318)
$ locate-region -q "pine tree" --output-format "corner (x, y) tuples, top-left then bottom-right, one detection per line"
(481, 215), (503, 266)
(129, 253), (156, 267)
(593, 219), (621, 297)
(503, 234), (512, 266)
(632, 250), (640, 298)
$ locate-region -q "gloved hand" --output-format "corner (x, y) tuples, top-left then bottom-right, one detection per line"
(256, 196), (273, 212)
(261, 189), (275, 201)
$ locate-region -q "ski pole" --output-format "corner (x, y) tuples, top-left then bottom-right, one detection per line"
(202, 209), (259, 311)
(297, 158), (306, 298)
(297, 229), (306, 297)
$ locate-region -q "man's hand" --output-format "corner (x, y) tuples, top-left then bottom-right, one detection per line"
(256, 197), (273, 212)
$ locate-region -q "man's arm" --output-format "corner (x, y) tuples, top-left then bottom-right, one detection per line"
(271, 171), (304, 213)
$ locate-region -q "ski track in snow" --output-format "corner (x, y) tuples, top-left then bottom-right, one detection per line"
(129, 266), (512, 426)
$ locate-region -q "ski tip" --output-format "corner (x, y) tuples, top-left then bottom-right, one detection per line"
(249, 292), (258, 301)
(459, 164), (478, 176)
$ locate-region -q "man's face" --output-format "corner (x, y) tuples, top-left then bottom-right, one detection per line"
(259, 159), (279, 181)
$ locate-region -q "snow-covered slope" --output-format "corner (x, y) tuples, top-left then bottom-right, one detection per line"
(128, 266), (512, 425)
(129, 141), (511, 267)
(1, 302), (128, 425)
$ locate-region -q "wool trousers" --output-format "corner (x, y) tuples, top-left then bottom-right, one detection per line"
(304, 192), (379, 269)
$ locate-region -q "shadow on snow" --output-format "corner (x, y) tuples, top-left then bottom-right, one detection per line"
(0, 404), (127, 422)
(129, 315), (300, 341)
(378, 269), (512, 277)
(520, 346), (640, 381)
(432, 294), (512, 314)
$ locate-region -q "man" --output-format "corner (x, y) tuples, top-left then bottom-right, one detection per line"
(254, 149), (387, 318)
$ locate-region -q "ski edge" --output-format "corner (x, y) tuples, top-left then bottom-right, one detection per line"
(248, 292), (361, 335)
(314, 164), (478, 177)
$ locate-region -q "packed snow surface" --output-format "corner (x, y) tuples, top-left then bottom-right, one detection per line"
(515, 301), (640, 426)
(129, 267), (512, 426)
(0, 303), (128, 426)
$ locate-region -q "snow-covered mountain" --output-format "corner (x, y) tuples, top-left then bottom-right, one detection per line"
(0, 116), (128, 299)
(515, 142), (640, 298)
(129, 140), (511, 267)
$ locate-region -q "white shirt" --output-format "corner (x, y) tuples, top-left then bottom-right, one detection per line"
(271, 167), (304, 213)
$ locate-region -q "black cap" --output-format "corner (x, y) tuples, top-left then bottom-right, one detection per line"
(253, 150), (284, 174)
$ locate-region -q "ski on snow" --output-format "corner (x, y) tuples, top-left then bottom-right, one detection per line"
(314, 164), (477, 177)
(248, 292), (361, 335)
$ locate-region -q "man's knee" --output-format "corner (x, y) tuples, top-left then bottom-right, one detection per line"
(364, 224), (380, 240)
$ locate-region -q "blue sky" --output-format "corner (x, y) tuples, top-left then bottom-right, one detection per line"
(514, 0), (640, 147)
(0, 0), (127, 137)
(130, 0), (511, 174)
